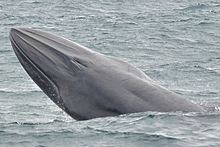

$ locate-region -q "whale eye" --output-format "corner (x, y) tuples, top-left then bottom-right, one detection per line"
(72, 58), (88, 68)
(70, 57), (89, 72)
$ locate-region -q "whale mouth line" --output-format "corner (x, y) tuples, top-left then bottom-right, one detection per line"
(10, 33), (61, 104)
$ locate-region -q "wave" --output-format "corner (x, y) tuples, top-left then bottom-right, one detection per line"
(197, 100), (220, 112)
(197, 21), (215, 26)
(86, 126), (180, 140)
(0, 88), (41, 94)
(0, 49), (11, 53)
(181, 3), (209, 11)
(6, 119), (70, 126)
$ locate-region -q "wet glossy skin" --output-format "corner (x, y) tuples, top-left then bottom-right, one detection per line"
(10, 28), (203, 120)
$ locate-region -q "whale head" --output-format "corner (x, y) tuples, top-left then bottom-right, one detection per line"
(9, 28), (96, 119)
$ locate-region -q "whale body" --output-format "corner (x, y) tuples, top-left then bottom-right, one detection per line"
(9, 28), (203, 120)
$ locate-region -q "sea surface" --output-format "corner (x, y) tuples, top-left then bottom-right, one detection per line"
(0, 0), (220, 146)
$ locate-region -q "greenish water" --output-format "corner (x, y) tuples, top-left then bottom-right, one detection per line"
(0, 0), (220, 146)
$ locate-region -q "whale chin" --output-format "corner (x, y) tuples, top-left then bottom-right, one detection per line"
(10, 28), (203, 120)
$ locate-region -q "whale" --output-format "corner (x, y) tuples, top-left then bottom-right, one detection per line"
(9, 28), (203, 120)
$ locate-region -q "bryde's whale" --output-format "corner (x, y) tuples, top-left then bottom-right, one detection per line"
(9, 28), (203, 120)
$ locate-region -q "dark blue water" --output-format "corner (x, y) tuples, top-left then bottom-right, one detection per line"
(0, 0), (220, 146)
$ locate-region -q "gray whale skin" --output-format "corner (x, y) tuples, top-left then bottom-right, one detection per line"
(9, 28), (203, 120)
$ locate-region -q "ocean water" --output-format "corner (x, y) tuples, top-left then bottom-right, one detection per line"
(0, 0), (220, 146)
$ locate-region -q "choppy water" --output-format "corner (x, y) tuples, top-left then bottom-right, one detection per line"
(0, 0), (220, 146)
